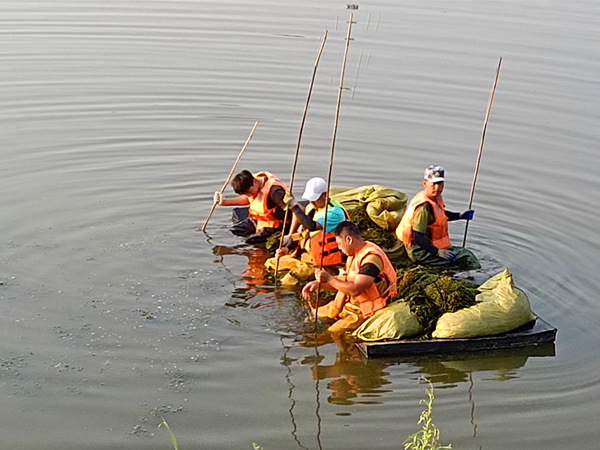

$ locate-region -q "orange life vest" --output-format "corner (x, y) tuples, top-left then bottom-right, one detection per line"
(247, 171), (288, 231)
(308, 200), (350, 267)
(396, 191), (451, 249)
(310, 232), (343, 267)
(345, 242), (398, 318)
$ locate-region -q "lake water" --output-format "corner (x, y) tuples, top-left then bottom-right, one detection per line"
(2, 1), (599, 448)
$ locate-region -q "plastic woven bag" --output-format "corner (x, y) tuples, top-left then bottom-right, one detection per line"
(432, 269), (536, 338)
(352, 300), (424, 341)
(332, 185), (408, 230)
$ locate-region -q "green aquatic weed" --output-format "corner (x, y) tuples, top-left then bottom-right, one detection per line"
(404, 378), (452, 450)
(158, 417), (179, 450)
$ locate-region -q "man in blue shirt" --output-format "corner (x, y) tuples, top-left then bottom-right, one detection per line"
(276, 177), (348, 266)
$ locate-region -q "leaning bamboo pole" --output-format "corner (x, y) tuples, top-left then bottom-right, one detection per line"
(274, 31), (329, 281)
(201, 121), (259, 232)
(462, 57), (502, 247)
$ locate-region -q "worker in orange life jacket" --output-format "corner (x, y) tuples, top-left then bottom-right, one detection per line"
(213, 169), (289, 244)
(302, 221), (398, 333)
(276, 177), (349, 267)
(395, 165), (480, 269)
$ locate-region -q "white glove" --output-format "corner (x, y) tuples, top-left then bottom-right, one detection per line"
(437, 248), (457, 261)
(213, 191), (223, 205)
(283, 192), (296, 207)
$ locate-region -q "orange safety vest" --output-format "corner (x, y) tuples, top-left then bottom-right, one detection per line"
(396, 191), (451, 250)
(247, 171), (288, 231)
(345, 242), (398, 318)
(310, 232), (343, 267)
(308, 200), (349, 267)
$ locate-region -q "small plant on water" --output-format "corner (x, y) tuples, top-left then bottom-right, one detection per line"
(159, 378), (450, 450)
(158, 417), (179, 450)
(404, 377), (452, 450)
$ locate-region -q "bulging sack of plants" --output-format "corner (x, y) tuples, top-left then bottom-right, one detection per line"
(353, 300), (424, 341)
(264, 255), (314, 285)
(332, 185), (408, 230)
(432, 269), (536, 339)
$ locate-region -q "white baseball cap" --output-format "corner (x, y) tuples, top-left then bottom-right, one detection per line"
(424, 165), (445, 182)
(302, 177), (327, 201)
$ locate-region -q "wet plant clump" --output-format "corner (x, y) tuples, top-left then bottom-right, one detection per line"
(265, 231), (283, 255)
(392, 266), (480, 336)
(347, 207), (398, 251)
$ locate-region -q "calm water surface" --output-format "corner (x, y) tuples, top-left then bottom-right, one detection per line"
(2, 1), (599, 448)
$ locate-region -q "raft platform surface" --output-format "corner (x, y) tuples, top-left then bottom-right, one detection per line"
(356, 315), (557, 359)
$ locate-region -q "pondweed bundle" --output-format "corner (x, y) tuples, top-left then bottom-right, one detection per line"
(392, 266), (479, 336)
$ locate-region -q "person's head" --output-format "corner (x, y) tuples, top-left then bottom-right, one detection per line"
(232, 170), (260, 196)
(422, 165), (445, 199)
(302, 177), (328, 208)
(333, 221), (363, 256)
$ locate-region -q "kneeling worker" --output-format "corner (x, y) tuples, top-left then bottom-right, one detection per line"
(213, 169), (289, 244)
(302, 221), (398, 333)
(277, 177), (348, 267)
(396, 165), (480, 269)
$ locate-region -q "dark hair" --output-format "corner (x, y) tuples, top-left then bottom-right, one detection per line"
(334, 221), (361, 238)
(231, 170), (255, 195)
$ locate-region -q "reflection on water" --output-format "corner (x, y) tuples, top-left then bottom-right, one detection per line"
(275, 322), (557, 448)
(309, 334), (392, 406)
(213, 240), (556, 409)
(378, 344), (556, 385)
(305, 333), (555, 405)
(212, 244), (273, 303)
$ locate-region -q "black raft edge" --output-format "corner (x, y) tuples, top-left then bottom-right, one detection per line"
(355, 315), (557, 359)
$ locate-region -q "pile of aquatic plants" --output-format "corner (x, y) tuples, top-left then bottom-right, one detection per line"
(392, 266), (479, 336)
(347, 206), (398, 250)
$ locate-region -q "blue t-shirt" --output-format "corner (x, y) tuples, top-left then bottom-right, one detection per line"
(312, 204), (347, 233)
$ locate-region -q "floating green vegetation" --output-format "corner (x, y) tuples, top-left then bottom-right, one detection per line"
(265, 231), (283, 255)
(392, 266), (479, 336)
(404, 377), (452, 450)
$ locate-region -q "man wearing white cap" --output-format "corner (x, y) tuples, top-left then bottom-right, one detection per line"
(396, 165), (480, 269)
(277, 177), (348, 267)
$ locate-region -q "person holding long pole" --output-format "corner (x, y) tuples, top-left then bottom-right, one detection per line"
(213, 169), (290, 245)
(395, 165), (480, 270)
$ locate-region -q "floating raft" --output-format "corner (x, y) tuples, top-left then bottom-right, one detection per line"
(356, 315), (557, 359)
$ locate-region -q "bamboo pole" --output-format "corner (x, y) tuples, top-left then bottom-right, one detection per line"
(201, 121), (259, 232)
(314, 14), (354, 327)
(462, 57), (502, 248)
(274, 31), (328, 280)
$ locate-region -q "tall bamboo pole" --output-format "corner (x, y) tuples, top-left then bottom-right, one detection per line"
(201, 121), (259, 232)
(462, 57), (502, 247)
(274, 31), (328, 280)
(314, 14), (354, 326)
